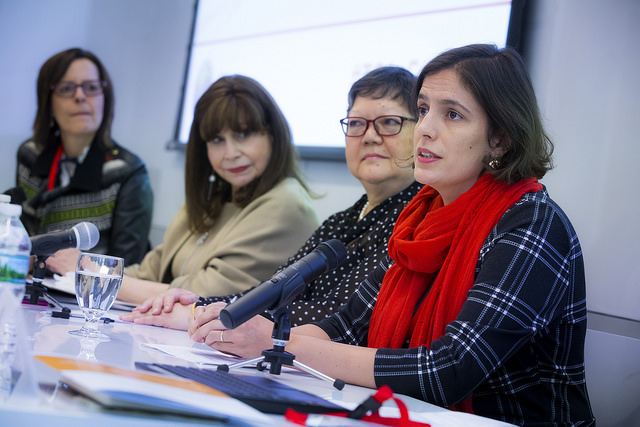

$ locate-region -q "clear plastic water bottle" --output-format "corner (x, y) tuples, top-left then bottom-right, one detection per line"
(0, 202), (32, 399)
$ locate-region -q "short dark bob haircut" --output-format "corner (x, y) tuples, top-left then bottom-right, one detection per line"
(415, 44), (553, 183)
(32, 48), (115, 150)
(185, 75), (308, 234)
(347, 66), (418, 118)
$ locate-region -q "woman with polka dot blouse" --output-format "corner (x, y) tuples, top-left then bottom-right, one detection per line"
(121, 66), (422, 329)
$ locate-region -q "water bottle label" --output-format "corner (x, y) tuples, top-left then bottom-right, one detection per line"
(0, 254), (30, 284)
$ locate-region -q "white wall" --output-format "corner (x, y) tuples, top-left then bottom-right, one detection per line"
(1, 1), (638, 425)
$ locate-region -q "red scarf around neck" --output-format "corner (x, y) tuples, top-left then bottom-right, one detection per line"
(368, 173), (541, 412)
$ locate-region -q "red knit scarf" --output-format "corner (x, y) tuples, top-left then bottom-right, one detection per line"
(368, 173), (541, 412)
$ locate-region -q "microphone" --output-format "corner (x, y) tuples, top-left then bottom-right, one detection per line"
(30, 222), (100, 256)
(220, 239), (348, 329)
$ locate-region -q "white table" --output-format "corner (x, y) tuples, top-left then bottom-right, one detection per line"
(0, 295), (512, 426)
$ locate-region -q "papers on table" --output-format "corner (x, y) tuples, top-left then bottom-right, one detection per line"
(34, 355), (273, 425)
(48, 272), (75, 294)
(140, 342), (242, 365)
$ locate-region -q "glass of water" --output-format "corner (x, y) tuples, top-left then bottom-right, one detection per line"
(69, 252), (124, 341)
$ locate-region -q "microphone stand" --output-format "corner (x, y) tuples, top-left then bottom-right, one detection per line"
(217, 306), (345, 390)
(24, 255), (71, 317)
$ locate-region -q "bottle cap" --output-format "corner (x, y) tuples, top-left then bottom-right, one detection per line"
(0, 202), (22, 217)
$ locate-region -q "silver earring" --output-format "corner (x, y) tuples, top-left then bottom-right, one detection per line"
(489, 158), (502, 170)
(207, 173), (216, 200)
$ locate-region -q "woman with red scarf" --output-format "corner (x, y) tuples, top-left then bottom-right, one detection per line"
(189, 44), (595, 426)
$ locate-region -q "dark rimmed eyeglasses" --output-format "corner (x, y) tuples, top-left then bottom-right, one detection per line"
(51, 80), (107, 98)
(339, 115), (416, 137)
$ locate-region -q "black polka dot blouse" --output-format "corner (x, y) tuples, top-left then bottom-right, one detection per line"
(198, 181), (423, 326)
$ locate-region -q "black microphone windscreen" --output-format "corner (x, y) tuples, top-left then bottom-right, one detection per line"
(317, 239), (348, 270)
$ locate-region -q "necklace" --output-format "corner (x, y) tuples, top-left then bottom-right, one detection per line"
(358, 201), (370, 221)
(196, 231), (209, 245)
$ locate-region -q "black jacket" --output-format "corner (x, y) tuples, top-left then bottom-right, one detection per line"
(16, 138), (153, 266)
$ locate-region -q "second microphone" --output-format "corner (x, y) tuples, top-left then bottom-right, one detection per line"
(30, 222), (100, 257)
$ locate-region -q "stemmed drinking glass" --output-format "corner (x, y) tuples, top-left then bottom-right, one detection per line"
(68, 253), (123, 341)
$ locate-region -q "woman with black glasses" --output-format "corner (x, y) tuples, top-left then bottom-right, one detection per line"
(16, 48), (153, 266)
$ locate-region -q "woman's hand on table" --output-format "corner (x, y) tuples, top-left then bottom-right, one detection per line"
(119, 288), (199, 330)
(134, 288), (200, 315)
(188, 302), (274, 358)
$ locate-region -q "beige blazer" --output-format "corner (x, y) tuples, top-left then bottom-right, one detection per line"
(125, 178), (318, 297)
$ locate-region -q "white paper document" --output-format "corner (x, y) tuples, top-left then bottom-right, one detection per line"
(140, 342), (244, 365)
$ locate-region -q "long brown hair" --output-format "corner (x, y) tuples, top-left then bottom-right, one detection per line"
(184, 75), (309, 234)
(32, 48), (115, 150)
